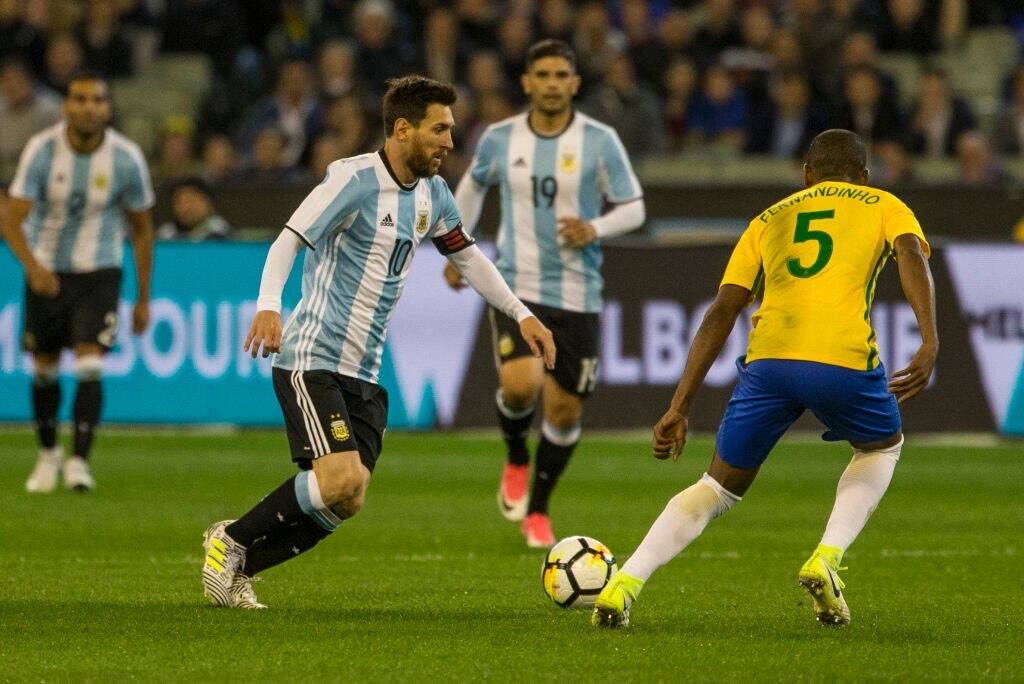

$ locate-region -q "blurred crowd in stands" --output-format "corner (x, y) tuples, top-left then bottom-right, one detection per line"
(2, 0), (1024, 202)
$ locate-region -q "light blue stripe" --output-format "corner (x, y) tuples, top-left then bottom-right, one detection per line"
(487, 125), (515, 289)
(24, 139), (56, 248)
(534, 137), (561, 306)
(53, 154), (92, 271)
(293, 471), (337, 532)
(580, 124), (606, 311)
(329, 170), (380, 369)
(358, 188), (414, 380)
(97, 147), (135, 268)
(304, 173), (362, 244)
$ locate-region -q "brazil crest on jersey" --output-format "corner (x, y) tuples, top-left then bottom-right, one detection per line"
(275, 151), (466, 383)
(465, 111), (641, 313)
(9, 122), (154, 273)
(721, 181), (930, 371)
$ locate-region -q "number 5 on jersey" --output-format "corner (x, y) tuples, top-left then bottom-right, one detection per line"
(787, 210), (835, 278)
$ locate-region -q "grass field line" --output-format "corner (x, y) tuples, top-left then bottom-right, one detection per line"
(9, 546), (1015, 567)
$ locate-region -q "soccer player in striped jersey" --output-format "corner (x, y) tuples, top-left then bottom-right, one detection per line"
(2, 71), (154, 494)
(593, 130), (938, 629)
(443, 39), (645, 548)
(200, 76), (555, 609)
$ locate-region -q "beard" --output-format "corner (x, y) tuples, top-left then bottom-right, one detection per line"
(407, 139), (442, 178)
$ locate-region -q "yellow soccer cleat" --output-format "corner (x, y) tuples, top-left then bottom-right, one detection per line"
(591, 571), (645, 628)
(798, 545), (851, 626)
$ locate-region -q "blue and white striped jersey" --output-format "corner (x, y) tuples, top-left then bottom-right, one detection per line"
(275, 150), (465, 383)
(9, 122), (154, 273)
(462, 111), (642, 313)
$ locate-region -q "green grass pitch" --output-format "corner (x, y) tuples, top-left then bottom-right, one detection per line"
(0, 429), (1021, 681)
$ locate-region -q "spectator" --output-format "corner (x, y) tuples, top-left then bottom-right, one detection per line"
(873, 0), (939, 55)
(621, 0), (668, 94)
(788, 0), (847, 87)
(872, 140), (917, 186)
(687, 63), (748, 150)
(236, 126), (298, 184)
(659, 9), (695, 61)
(720, 5), (776, 109)
(43, 33), (84, 94)
(199, 134), (239, 185)
(581, 53), (665, 157)
(322, 94), (374, 159)
(574, 1), (625, 88)
(466, 51), (507, 99)
(156, 117), (199, 186)
(308, 135), (343, 181)
(497, 14), (534, 99)
(317, 39), (357, 99)
(745, 71), (827, 158)
(160, 0), (243, 77)
(265, 0), (315, 65)
(455, 0), (498, 56)
(956, 131), (1013, 187)
(691, 0), (743, 69)
(77, 0), (133, 78)
(353, 0), (419, 97)
(0, 0), (46, 73)
(537, 0), (575, 45)
(832, 65), (904, 146)
(770, 29), (805, 77)
(157, 177), (231, 241)
(992, 65), (1024, 155)
(836, 31), (901, 113)
(905, 68), (977, 158)
(662, 56), (698, 152)
(238, 59), (323, 169)
(0, 58), (60, 182)
(422, 8), (462, 85)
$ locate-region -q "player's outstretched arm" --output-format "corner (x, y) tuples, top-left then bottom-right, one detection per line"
(1, 196), (59, 297)
(126, 210), (154, 333)
(653, 284), (750, 461)
(244, 228), (304, 358)
(445, 243), (556, 369)
(888, 233), (938, 403)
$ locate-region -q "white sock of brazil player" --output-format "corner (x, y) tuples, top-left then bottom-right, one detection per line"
(819, 437), (903, 557)
(620, 473), (741, 581)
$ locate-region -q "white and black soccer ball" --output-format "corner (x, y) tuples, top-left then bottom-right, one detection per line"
(541, 536), (617, 609)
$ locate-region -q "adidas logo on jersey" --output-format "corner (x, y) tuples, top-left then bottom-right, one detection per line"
(380, 213), (394, 228)
(513, 157), (527, 168)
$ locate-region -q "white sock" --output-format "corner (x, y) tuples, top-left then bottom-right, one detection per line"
(820, 437), (903, 552)
(620, 473), (740, 581)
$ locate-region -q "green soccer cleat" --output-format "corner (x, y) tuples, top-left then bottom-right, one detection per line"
(798, 545), (851, 626)
(592, 571), (645, 628)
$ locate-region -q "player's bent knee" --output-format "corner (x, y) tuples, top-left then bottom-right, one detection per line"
(331, 488), (367, 520)
(500, 383), (540, 411)
(313, 452), (369, 507)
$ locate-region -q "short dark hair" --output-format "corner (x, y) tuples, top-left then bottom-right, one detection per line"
(382, 75), (457, 136)
(525, 39), (577, 71)
(805, 129), (867, 180)
(172, 176), (213, 202)
(66, 69), (109, 93)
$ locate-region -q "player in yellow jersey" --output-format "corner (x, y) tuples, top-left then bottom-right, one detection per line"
(593, 129), (938, 629)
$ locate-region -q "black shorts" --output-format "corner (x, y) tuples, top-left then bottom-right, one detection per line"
(490, 300), (600, 398)
(272, 367), (389, 473)
(22, 268), (121, 354)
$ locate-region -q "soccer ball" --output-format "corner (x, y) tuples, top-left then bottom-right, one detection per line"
(541, 536), (617, 609)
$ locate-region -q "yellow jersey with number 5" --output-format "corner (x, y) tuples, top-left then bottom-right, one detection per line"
(721, 181), (929, 371)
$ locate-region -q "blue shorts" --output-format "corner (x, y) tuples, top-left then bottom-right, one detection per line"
(716, 358), (901, 469)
